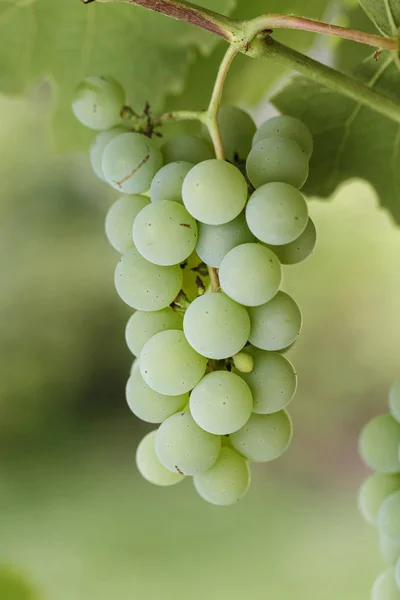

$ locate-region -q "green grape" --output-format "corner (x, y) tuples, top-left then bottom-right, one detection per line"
(267, 218), (317, 265)
(126, 366), (187, 423)
(219, 243), (282, 307)
(237, 346), (297, 414)
(230, 410), (293, 462)
(190, 371), (253, 435)
(380, 533), (400, 565)
(72, 76), (125, 130)
(246, 183), (309, 245)
(182, 159), (248, 225)
(102, 132), (163, 194)
(125, 307), (183, 356)
(246, 137), (309, 190)
(114, 248), (182, 311)
(379, 491), (400, 543)
(105, 194), (150, 253)
(183, 292), (250, 359)
(193, 447), (251, 505)
(248, 291), (302, 351)
(389, 379), (400, 423)
(155, 410), (221, 475)
(359, 414), (400, 473)
(140, 330), (207, 395)
(253, 115), (313, 158)
(233, 352), (254, 373)
(202, 106), (257, 162)
(150, 161), (194, 204)
(372, 569), (400, 600)
(136, 430), (185, 486)
(358, 473), (400, 525)
(90, 126), (127, 180)
(132, 200), (198, 266)
(162, 135), (214, 165)
(195, 214), (255, 268)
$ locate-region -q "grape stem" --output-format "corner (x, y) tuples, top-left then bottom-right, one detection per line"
(82, 0), (400, 124)
(205, 44), (238, 161)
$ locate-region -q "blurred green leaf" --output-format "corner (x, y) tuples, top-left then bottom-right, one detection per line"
(0, 0), (234, 149)
(359, 0), (400, 36)
(272, 57), (400, 222)
(335, 2), (377, 70)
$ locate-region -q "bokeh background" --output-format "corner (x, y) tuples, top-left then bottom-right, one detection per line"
(0, 0), (398, 598)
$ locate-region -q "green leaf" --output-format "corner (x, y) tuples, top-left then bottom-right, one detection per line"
(0, 0), (234, 149)
(0, 568), (37, 600)
(272, 57), (400, 222)
(359, 0), (400, 36)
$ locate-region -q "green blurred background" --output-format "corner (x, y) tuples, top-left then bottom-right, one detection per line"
(0, 1), (398, 598)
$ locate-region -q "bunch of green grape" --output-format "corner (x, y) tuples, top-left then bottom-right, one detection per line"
(72, 75), (316, 506)
(359, 379), (400, 598)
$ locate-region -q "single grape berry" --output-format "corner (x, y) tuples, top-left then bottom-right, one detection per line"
(182, 159), (248, 225)
(132, 200), (198, 266)
(219, 243), (282, 307)
(193, 447), (251, 505)
(246, 136), (309, 190)
(162, 135), (213, 165)
(105, 194), (150, 254)
(150, 161), (194, 204)
(246, 182), (309, 246)
(253, 115), (313, 158)
(155, 411), (221, 475)
(102, 132), (163, 194)
(72, 76), (125, 130)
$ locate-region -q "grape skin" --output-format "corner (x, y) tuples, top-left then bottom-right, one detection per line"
(219, 243), (282, 307)
(136, 431), (185, 486)
(150, 161), (194, 204)
(193, 447), (251, 505)
(358, 473), (400, 525)
(380, 533), (400, 566)
(190, 371), (253, 435)
(162, 135), (213, 165)
(389, 378), (400, 424)
(125, 307), (183, 356)
(140, 330), (208, 395)
(90, 127), (127, 180)
(126, 365), (188, 423)
(359, 414), (400, 473)
(372, 568), (400, 600)
(246, 136), (309, 190)
(229, 411), (293, 462)
(266, 218), (316, 265)
(102, 132), (163, 194)
(246, 182), (309, 246)
(237, 346), (297, 414)
(182, 159), (248, 225)
(248, 291), (302, 351)
(195, 214), (255, 268)
(253, 115), (313, 158)
(132, 200), (198, 266)
(72, 76), (125, 131)
(378, 491), (400, 544)
(155, 411), (221, 475)
(183, 292), (251, 360)
(105, 194), (150, 254)
(114, 248), (182, 311)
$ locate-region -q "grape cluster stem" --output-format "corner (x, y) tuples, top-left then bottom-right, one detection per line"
(82, 0), (400, 124)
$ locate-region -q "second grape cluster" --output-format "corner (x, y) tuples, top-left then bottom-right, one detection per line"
(359, 380), (400, 598)
(73, 76), (317, 505)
